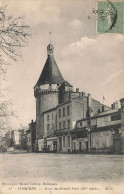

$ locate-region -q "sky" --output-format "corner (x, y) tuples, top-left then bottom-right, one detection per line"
(2, 0), (124, 129)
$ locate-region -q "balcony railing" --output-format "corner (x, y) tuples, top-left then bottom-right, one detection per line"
(54, 128), (71, 136)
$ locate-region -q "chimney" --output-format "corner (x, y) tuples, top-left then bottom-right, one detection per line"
(87, 93), (91, 106)
(87, 93), (91, 117)
(111, 103), (114, 109)
(115, 101), (119, 109)
(111, 101), (118, 109)
(79, 92), (82, 96)
(76, 88), (79, 93)
(82, 91), (86, 96)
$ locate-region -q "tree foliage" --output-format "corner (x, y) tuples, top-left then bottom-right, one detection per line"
(0, 100), (15, 134)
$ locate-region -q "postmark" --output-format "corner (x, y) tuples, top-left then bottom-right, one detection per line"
(97, 0), (124, 33)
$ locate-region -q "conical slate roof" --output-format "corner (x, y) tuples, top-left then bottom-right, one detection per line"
(35, 44), (64, 86)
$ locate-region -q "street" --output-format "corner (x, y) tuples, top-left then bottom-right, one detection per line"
(0, 153), (124, 182)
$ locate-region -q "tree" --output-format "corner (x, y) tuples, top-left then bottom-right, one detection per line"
(0, 3), (30, 134)
(0, 100), (15, 135)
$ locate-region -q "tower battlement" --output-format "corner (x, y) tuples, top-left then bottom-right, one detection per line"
(34, 87), (58, 97)
(34, 83), (60, 97)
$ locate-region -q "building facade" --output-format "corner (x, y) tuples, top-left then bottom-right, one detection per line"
(26, 120), (36, 152)
(120, 98), (124, 154)
(55, 93), (109, 153)
(72, 102), (122, 154)
(34, 43), (124, 154)
(11, 130), (20, 148)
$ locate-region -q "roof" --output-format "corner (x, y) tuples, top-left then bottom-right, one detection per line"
(62, 81), (73, 87)
(43, 106), (57, 113)
(71, 123), (121, 133)
(76, 110), (121, 123)
(35, 54), (64, 86)
(91, 123), (121, 132)
(57, 100), (72, 107)
(120, 98), (124, 102)
(26, 129), (31, 133)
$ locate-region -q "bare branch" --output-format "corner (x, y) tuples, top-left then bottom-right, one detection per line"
(0, 3), (31, 132)
(0, 4), (31, 74)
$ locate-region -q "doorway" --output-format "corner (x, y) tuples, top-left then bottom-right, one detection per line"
(73, 142), (76, 152)
(114, 139), (121, 154)
(79, 142), (81, 152)
(59, 137), (62, 151)
(86, 141), (88, 152)
(53, 141), (57, 152)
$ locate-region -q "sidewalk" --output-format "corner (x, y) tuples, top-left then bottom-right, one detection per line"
(8, 149), (27, 154)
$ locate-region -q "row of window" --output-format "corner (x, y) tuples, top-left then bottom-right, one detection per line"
(59, 120), (70, 129)
(59, 106), (70, 118)
(79, 120), (90, 127)
(78, 114), (121, 128)
(46, 106), (70, 123)
(47, 120), (71, 131)
(47, 123), (55, 130)
(47, 114), (54, 121)
(111, 114), (121, 121)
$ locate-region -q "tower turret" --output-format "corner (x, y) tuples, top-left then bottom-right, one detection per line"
(47, 44), (54, 56)
(35, 44), (64, 87)
(34, 44), (64, 140)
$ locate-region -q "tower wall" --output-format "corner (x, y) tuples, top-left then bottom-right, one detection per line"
(34, 43), (64, 141)
(35, 88), (58, 139)
(58, 83), (72, 104)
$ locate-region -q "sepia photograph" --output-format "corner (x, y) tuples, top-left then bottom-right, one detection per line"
(0, 0), (124, 193)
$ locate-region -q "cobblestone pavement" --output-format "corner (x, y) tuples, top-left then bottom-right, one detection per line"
(0, 153), (124, 182)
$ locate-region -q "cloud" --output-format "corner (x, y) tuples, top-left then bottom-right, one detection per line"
(61, 34), (124, 105)
(62, 35), (124, 63)
(71, 37), (96, 49)
(62, 37), (96, 58)
(68, 19), (83, 29)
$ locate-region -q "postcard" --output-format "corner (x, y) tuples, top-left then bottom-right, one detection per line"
(0, 0), (124, 194)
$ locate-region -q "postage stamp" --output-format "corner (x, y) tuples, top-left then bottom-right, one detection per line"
(97, 0), (124, 33)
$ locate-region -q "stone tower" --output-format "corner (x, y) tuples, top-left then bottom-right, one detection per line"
(34, 44), (64, 139)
